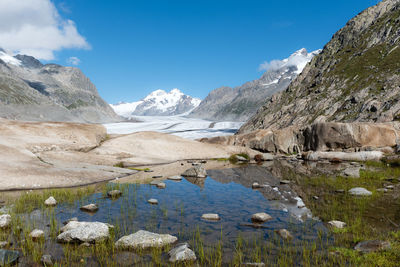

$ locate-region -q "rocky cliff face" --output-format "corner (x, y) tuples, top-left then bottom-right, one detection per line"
(239, 0), (400, 134)
(0, 51), (120, 123)
(189, 49), (319, 122)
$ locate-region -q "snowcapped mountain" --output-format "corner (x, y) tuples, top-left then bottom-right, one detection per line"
(111, 89), (201, 117)
(189, 48), (320, 122)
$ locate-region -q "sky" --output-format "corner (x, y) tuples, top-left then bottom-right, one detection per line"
(0, 0), (380, 104)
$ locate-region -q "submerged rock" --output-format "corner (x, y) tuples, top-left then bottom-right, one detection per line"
(328, 220), (346, 229)
(354, 240), (391, 253)
(115, 230), (177, 250)
(201, 213), (220, 221)
(276, 229), (293, 240)
(0, 215), (11, 229)
(44, 196), (57, 206)
(29, 229), (44, 241)
(80, 204), (99, 213)
(168, 243), (196, 262)
(147, 199), (158, 205)
(107, 190), (122, 198)
(251, 213), (272, 223)
(41, 254), (54, 266)
(0, 249), (19, 266)
(181, 165), (207, 178)
(349, 187), (372, 196)
(57, 221), (111, 244)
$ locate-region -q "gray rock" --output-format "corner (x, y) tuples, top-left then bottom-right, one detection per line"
(201, 213), (220, 221)
(349, 187), (372, 196)
(262, 153), (274, 161)
(252, 182), (262, 189)
(147, 199), (158, 205)
(0, 215), (11, 229)
(328, 220), (346, 229)
(107, 190), (122, 198)
(0, 249), (19, 266)
(181, 165), (207, 178)
(251, 213), (272, 223)
(280, 180), (290, 184)
(276, 229), (293, 240)
(63, 217), (78, 225)
(168, 175), (183, 181)
(354, 240), (391, 253)
(150, 180), (161, 185)
(57, 221), (111, 244)
(44, 196), (57, 206)
(343, 167), (361, 178)
(41, 254), (54, 266)
(235, 155), (249, 162)
(156, 183), (166, 189)
(115, 230), (177, 250)
(29, 229), (44, 241)
(385, 185), (394, 190)
(243, 263), (265, 267)
(168, 243), (196, 262)
(80, 204), (99, 213)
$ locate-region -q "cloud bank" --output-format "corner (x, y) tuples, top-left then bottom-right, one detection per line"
(0, 0), (90, 60)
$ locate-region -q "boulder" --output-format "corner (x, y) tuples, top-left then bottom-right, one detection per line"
(115, 230), (177, 250)
(251, 213), (272, 223)
(29, 229), (44, 241)
(147, 199), (158, 205)
(0, 249), (19, 266)
(354, 240), (391, 253)
(181, 165), (207, 178)
(80, 204), (99, 213)
(349, 187), (372, 196)
(107, 190), (122, 199)
(201, 213), (220, 221)
(41, 254), (54, 266)
(0, 215), (11, 229)
(44, 196), (57, 206)
(168, 243), (196, 262)
(328, 220), (347, 229)
(168, 175), (183, 181)
(57, 221), (110, 244)
(275, 229), (293, 240)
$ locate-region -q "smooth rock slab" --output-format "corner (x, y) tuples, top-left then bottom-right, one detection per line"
(168, 243), (196, 262)
(57, 221), (110, 244)
(168, 175), (183, 181)
(201, 213), (220, 221)
(0, 215), (11, 229)
(354, 240), (391, 253)
(328, 220), (347, 229)
(181, 165), (207, 178)
(44, 196), (57, 206)
(275, 229), (293, 240)
(29, 229), (44, 241)
(147, 199), (158, 205)
(80, 204), (99, 212)
(251, 213), (272, 223)
(349, 187), (372, 196)
(107, 190), (122, 198)
(0, 250), (19, 266)
(115, 230), (177, 250)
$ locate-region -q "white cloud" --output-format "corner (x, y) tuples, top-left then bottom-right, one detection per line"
(259, 48), (321, 74)
(67, 56), (81, 65)
(0, 0), (90, 60)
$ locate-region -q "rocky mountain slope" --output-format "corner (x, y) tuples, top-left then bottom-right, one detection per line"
(0, 50), (120, 123)
(240, 0), (400, 134)
(189, 49), (320, 122)
(111, 89), (201, 117)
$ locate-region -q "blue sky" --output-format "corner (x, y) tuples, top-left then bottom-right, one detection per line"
(48, 0), (379, 103)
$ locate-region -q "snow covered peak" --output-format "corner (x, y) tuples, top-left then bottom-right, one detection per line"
(259, 48), (321, 74)
(111, 89), (201, 117)
(0, 51), (21, 66)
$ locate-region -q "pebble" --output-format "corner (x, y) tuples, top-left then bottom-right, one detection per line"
(44, 196), (57, 206)
(252, 182), (262, 189)
(201, 213), (220, 221)
(328, 220), (346, 229)
(251, 213), (272, 223)
(168, 175), (183, 181)
(80, 204), (99, 212)
(348, 187), (372, 196)
(156, 183), (166, 189)
(29, 229), (45, 241)
(280, 180), (290, 184)
(107, 190), (122, 198)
